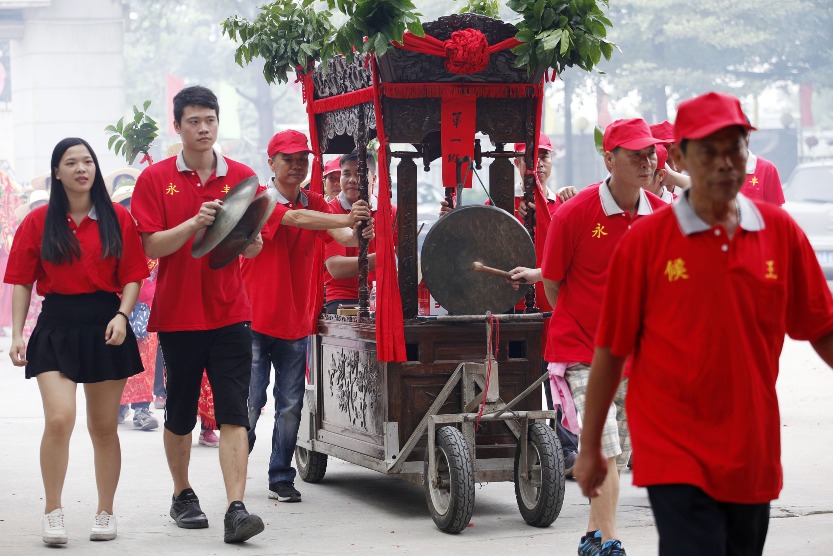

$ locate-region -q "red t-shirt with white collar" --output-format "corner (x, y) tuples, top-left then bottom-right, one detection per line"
(541, 179), (666, 364)
(597, 192), (833, 503)
(4, 203), (149, 294)
(323, 193), (397, 302)
(741, 154), (785, 206)
(241, 186), (332, 340)
(131, 152), (256, 332)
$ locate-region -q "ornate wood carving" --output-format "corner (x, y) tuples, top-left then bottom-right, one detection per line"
(381, 98), (441, 144)
(476, 98), (529, 144)
(323, 345), (382, 431)
(316, 104), (377, 155)
(489, 146), (515, 215)
(313, 54), (373, 99)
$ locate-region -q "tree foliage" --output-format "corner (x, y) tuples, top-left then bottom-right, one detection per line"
(105, 101), (159, 165)
(592, 0), (833, 120)
(509, 0), (615, 77)
(222, 0), (425, 84)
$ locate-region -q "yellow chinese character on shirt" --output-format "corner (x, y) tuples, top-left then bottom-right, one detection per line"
(750, 176), (759, 186)
(664, 258), (689, 282)
(765, 260), (778, 279)
(591, 223), (608, 238)
(221, 184), (230, 194)
(166, 183), (179, 195)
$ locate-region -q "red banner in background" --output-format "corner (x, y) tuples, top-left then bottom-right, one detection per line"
(800, 82), (814, 128)
(166, 74), (184, 136)
(441, 95), (476, 189)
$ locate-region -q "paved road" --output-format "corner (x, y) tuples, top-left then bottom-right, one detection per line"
(0, 334), (831, 555)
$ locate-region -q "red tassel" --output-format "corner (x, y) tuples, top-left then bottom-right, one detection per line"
(380, 82), (539, 99)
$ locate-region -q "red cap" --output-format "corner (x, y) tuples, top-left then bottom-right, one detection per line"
(655, 144), (668, 171)
(603, 118), (662, 152)
(514, 132), (554, 154)
(674, 92), (755, 145)
(650, 121), (675, 144)
(267, 130), (311, 158)
(323, 158), (341, 176)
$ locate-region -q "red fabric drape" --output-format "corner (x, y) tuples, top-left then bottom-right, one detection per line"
(311, 87), (375, 114)
(394, 30), (521, 75)
(441, 94), (476, 188)
(371, 59), (406, 362)
(301, 72), (327, 334)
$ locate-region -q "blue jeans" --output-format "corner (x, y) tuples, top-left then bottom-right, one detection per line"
(247, 332), (308, 484)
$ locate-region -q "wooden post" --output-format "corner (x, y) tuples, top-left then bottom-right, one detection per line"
(357, 104), (370, 319)
(396, 154), (418, 319)
(522, 99), (537, 313)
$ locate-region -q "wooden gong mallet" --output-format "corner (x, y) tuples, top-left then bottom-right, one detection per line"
(471, 261), (527, 283)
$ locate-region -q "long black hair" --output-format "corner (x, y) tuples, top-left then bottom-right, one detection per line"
(42, 138), (123, 264)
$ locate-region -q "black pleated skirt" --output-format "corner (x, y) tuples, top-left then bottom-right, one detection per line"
(26, 291), (144, 383)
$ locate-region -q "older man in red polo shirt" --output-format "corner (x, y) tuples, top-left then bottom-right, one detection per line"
(131, 85), (264, 543)
(575, 92), (833, 556)
(242, 130), (372, 504)
(542, 118), (665, 556)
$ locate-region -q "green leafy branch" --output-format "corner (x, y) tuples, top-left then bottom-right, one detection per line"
(105, 101), (159, 165)
(508, 0), (615, 77)
(222, 0), (424, 84)
(221, 0), (335, 85)
(329, 0), (424, 60)
(456, 0), (501, 18)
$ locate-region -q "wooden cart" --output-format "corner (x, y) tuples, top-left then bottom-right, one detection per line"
(294, 13), (565, 533)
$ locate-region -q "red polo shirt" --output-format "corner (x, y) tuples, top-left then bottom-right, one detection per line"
(4, 203), (148, 294)
(597, 192), (833, 504)
(241, 187), (332, 340)
(131, 153), (256, 332)
(324, 194), (397, 302)
(541, 180), (665, 364)
(741, 154), (785, 206)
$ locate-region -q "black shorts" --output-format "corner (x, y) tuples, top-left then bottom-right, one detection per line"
(647, 484), (770, 556)
(158, 322), (252, 435)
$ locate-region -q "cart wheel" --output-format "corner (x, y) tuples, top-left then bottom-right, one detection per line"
(295, 446), (328, 483)
(423, 426), (475, 534)
(514, 422), (565, 527)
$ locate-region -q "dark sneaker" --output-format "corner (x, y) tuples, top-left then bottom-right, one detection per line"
(170, 488), (208, 529)
(600, 539), (627, 556)
(223, 501), (264, 543)
(133, 408), (159, 431)
(268, 481), (301, 502)
(578, 530), (602, 556)
(564, 450), (577, 479)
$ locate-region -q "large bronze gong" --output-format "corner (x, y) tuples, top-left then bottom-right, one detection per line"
(421, 204), (535, 315)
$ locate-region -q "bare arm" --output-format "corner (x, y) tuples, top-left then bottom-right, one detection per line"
(574, 346), (626, 498)
(105, 281), (141, 346)
(543, 278), (562, 308)
(326, 253), (377, 280)
(141, 200), (221, 259)
(282, 209), (352, 231)
(9, 284), (33, 366)
(811, 329), (833, 368)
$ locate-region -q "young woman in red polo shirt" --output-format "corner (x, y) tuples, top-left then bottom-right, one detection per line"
(4, 138), (149, 545)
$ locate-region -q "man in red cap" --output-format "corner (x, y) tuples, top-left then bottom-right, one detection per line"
(644, 144), (674, 203)
(322, 158), (342, 201)
(131, 85), (264, 543)
(574, 92), (833, 555)
(242, 130), (372, 504)
(323, 149), (397, 313)
(541, 118), (665, 556)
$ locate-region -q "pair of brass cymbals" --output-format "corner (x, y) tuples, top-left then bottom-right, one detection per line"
(191, 176), (279, 269)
